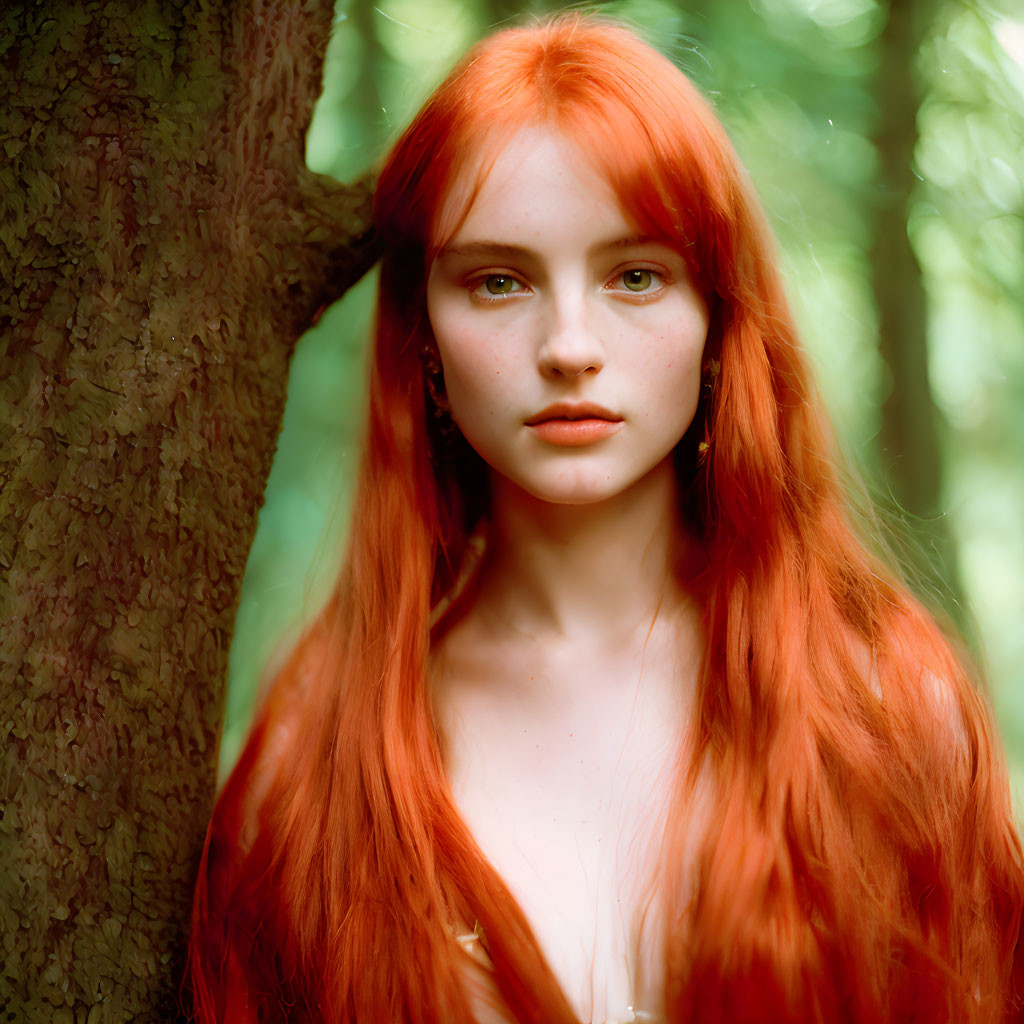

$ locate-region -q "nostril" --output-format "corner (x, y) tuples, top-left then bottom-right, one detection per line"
(544, 361), (601, 380)
(539, 343), (604, 378)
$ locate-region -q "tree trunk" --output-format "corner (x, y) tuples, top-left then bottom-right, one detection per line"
(0, 2), (378, 1019)
(870, 0), (962, 617)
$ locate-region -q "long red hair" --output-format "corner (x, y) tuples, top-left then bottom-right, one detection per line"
(187, 14), (1023, 1022)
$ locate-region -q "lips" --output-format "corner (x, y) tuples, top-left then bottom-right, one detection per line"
(524, 402), (622, 426)
(525, 402), (624, 448)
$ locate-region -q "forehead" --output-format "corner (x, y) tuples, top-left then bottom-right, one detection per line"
(434, 125), (636, 253)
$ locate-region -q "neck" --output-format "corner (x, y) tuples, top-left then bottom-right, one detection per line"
(474, 456), (692, 643)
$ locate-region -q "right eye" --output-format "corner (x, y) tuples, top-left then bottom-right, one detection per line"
(472, 274), (525, 299)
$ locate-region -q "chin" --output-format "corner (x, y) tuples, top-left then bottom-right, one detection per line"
(514, 473), (639, 507)
(532, 489), (620, 507)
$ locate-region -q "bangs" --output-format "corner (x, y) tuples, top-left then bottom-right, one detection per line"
(551, 94), (720, 297)
(400, 19), (735, 301)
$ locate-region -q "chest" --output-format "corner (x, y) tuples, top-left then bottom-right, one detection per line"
(435, 651), (688, 1023)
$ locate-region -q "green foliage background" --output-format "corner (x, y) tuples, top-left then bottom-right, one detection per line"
(219, 0), (1024, 810)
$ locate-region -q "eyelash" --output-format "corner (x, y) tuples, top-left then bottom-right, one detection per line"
(609, 268), (665, 296)
(467, 267), (667, 302)
(469, 274), (525, 301)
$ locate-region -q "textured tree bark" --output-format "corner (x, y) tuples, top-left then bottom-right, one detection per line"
(870, 0), (962, 613)
(0, 2), (379, 1019)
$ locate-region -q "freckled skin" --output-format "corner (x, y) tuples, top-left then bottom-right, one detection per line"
(426, 127), (709, 507)
(425, 127), (710, 1021)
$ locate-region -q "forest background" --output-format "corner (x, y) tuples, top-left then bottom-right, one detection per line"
(222, 0), (1024, 809)
(3, 0), (1022, 1018)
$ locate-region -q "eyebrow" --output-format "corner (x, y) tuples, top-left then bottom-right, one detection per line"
(438, 233), (672, 261)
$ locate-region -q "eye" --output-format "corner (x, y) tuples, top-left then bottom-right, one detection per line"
(472, 274), (524, 298)
(604, 266), (668, 298)
(619, 269), (656, 292)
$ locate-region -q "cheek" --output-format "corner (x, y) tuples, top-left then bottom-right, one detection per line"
(434, 319), (520, 424)
(428, 301), (482, 389)
(628, 308), (707, 431)
(634, 308), (707, 387)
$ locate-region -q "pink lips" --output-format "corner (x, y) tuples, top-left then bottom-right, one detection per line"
(525, 402), (623, 447)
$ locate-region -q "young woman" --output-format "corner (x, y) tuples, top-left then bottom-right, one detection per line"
(188, 14), (1024, 1023)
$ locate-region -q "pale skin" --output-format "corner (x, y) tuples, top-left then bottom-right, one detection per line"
(426, 128), (708, 1023)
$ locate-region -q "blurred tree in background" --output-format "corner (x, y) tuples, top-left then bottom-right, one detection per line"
(221, 0), (1024, 811)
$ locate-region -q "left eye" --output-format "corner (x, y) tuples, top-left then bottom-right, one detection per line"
(619, 269), (656, 292)
(473, 274), (523, 298)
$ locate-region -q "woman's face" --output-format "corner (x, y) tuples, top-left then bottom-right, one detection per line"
(426, 127), (709, 506)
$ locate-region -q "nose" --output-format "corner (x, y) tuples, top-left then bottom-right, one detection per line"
(536, 290), (604, 380)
